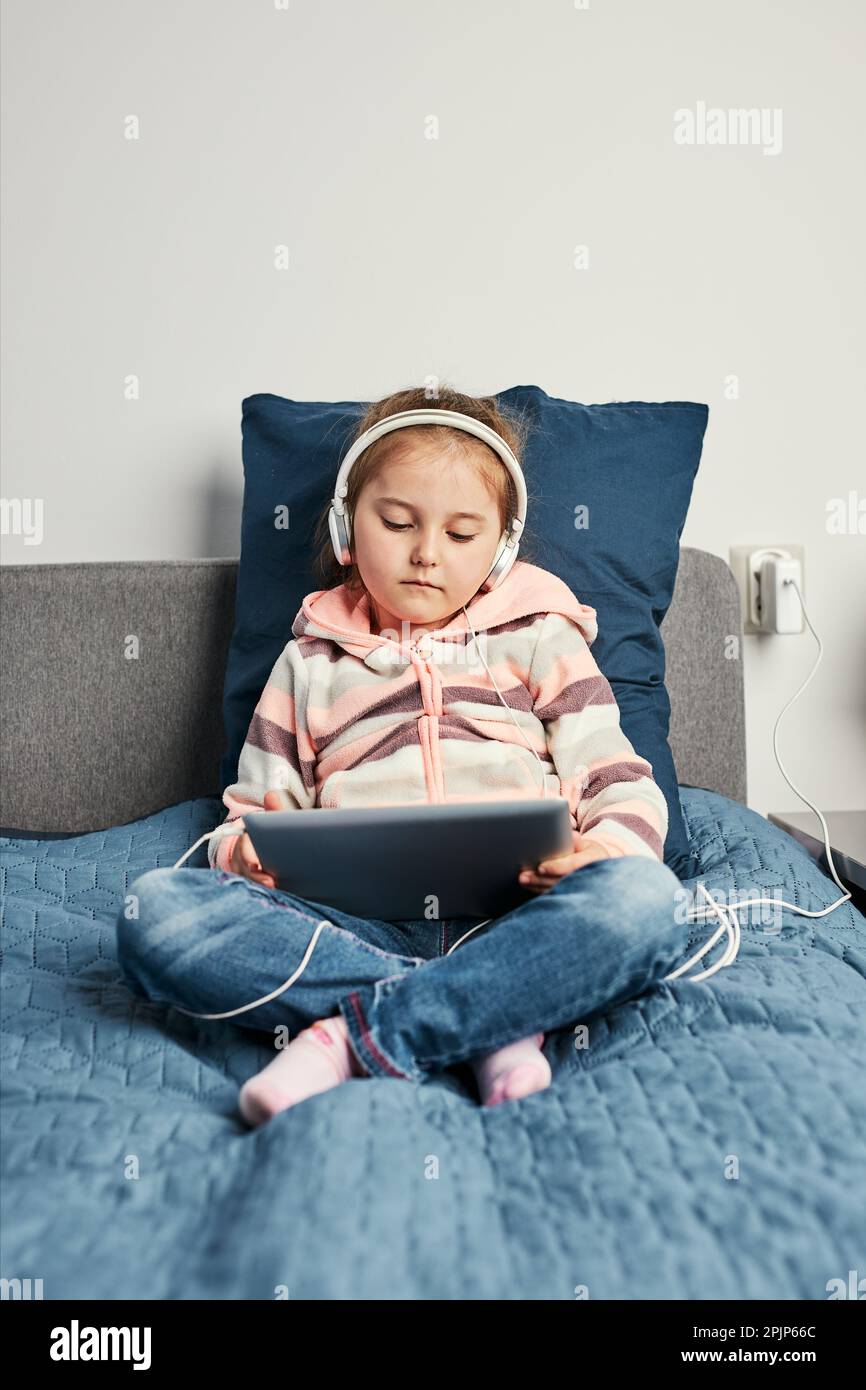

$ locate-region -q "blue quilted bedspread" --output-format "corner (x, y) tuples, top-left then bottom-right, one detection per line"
(2, 788), (865, 1301)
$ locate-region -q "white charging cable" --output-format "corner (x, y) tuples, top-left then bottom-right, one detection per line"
(166, 577), (851, 1016)
(660, 575), (851, 981)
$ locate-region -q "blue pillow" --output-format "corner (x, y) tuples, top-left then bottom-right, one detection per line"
(219, 386), (708, 878)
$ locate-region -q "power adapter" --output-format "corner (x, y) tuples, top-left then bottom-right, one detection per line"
(749, 547), (804, 634)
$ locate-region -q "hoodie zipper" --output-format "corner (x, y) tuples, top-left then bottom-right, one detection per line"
(410, 640), (445, 802)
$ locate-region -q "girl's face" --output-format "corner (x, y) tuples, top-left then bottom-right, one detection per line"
(349, 447), (504, 638)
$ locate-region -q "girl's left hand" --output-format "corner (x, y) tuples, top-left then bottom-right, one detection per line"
(518, 835), (612, 893)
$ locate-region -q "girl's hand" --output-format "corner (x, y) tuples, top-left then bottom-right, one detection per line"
(518, 834), (612, 894)
(227, 789), (289, 888)
(229, 832), (277, 889)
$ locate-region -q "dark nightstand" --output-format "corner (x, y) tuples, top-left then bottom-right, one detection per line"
(768, 810), (866, 915)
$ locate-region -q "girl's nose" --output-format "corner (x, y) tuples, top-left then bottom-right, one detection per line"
(412, 540), (440, 565)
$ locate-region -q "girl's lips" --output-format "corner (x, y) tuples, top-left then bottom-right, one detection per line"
(403, 581), (439, 589)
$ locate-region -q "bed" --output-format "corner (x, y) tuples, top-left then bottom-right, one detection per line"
(1, 549), (864, 1300)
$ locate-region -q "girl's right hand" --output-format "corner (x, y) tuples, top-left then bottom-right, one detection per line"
(229, 832), (277, 889)
(228, 791), (289, 888)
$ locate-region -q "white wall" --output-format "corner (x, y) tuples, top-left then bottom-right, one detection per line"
(2, 0), (864, 817)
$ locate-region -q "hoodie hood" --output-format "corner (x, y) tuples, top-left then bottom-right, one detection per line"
(291, 560), (598, 674)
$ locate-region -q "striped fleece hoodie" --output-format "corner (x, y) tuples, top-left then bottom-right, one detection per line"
(207, 560), (668, 871)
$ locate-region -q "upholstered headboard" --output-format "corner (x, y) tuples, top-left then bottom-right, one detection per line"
(0, 547), (746, 834)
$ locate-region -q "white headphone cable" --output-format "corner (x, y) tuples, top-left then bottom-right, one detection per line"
(170, 919), (329, 1020)
(459, 600), (551, 800)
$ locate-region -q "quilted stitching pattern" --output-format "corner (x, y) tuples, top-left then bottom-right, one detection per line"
(1, 790), (864, 1300)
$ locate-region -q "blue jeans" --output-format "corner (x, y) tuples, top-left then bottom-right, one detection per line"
(116, 858), (690, 1085)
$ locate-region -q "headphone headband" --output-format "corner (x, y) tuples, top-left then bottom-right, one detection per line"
(328, 407), (527, 594)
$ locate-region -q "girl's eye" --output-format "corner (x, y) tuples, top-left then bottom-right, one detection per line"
(381, 519), (475, 543)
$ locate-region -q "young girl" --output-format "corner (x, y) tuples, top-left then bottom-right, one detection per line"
(116, 385), (689, 1125)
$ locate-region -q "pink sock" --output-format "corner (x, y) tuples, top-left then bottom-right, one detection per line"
(239, 1015), (368, 1127)
(469, 1031), (550, 1107)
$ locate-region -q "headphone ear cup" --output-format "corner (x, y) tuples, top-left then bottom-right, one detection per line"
(479, 534), (519, 592)
(329, 506), (352, 566)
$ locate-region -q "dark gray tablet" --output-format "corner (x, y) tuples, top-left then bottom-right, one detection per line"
(243, 797), (574, 921)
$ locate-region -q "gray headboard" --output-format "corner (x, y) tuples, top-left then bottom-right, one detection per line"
(0, 547), (746, 834)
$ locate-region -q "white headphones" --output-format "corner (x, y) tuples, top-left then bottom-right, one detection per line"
(328, 407), (528, 594)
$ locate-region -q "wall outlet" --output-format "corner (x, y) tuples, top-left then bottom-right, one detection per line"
(729, 543), (806, 635)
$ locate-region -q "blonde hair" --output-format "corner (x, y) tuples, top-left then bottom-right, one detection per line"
(312, 383), (536, 597)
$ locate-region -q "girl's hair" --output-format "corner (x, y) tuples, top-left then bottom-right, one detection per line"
(312, 383), (537, 597)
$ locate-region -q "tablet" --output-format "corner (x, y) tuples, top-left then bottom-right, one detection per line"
(243, 797), (574, 922)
